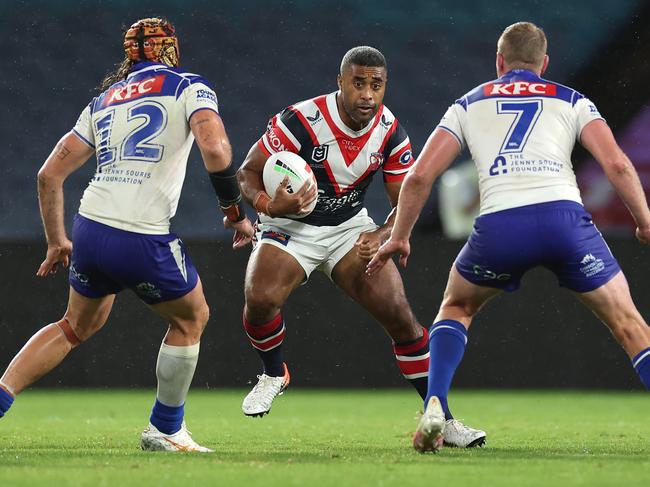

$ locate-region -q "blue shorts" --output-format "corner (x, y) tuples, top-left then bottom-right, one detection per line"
(455, 201), (620, 293)
(69, 215), (199, 304)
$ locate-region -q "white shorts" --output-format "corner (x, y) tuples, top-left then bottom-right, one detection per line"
(253, 208), (378, 280)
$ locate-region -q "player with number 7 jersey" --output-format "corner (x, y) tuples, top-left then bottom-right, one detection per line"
(368, 21), (650, 453)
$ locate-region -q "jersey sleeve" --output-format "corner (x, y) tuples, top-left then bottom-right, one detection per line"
(573, 97), (605, 140)
(436, 101), (466, 150)
(382, 122), (414, 183)
(258, 107), (307, 156)
(184, 82), (220, 121)
(72, 103), (95, 148)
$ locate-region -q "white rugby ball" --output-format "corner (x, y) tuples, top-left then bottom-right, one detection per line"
(262, 151), (318, 218)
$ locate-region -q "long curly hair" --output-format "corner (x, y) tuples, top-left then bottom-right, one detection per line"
(99, 57), (136, 92)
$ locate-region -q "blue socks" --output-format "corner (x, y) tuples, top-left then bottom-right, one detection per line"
(425, 320), (468, 420)
(150, 399), (184, 434)
(632, 347), (650, 389)
(0, 386), (14, 418)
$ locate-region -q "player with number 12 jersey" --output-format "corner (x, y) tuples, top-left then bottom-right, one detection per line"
(74, 59), (219, 233)
(0, 17), (253, 452)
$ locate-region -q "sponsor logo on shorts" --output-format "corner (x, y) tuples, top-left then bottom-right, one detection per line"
(472, 265), (511, 281)
(261, 230), (291, 246)
(579, 253), (605, 277)
(135, 282), (162, 299)
(69, 264), (89, 285)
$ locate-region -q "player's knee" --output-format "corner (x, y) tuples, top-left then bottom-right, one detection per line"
(608, 312), (647, 345)
(245, 284), (283, 317)
(57, 317), (86, 346)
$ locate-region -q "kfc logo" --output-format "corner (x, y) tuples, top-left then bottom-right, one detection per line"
(483, 81), (556, 97)
(103, 75), (166, 106)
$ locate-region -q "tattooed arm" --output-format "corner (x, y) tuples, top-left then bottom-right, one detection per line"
(36, 132), (94, 276)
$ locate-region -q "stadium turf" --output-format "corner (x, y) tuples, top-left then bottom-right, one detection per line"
(0, 390), (648, 486)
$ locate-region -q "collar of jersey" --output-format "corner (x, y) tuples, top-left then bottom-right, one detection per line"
(326, 91), (378, 138)
(499, 69), (543, 83)
(127, 61), (168, 79)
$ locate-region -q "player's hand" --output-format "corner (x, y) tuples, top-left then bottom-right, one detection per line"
(354, 229), (384, 261)
(223, 217), (254, 250)
(636, 226), (650, 245)
(366, 238), (410, 276)
(268, 177), (317, 217)
(37, 239), (72, 277)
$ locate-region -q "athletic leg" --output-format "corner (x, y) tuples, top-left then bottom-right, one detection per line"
(0, 288), (114, 416)
(428, 265), (501, 414)
(574, 271), (650, 388)
(140, 279), (213, 451)
(332, 247), (430, 398)
(243, 243), (305, 376)
(241, 243), (305, 416)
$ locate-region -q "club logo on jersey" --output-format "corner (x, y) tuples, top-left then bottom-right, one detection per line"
(312, 144), (329, 163)
(306, 110), (321, 124)
(399, 150), (412, 165)
(369, 152), (384, 170)
(103, 75), (166, 107)
(261, 230), (291, 246)
(380, 114), (393, 128)
(483, 81), (557, 97)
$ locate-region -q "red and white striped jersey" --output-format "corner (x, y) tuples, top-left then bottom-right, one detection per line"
(258, 91), (414, 226)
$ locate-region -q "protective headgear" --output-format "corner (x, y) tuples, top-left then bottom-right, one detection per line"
(123, 18), (179, 67)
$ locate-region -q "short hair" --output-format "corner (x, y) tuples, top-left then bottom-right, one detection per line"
(497, 22), (547, 70)
(340, 46), (387, 73)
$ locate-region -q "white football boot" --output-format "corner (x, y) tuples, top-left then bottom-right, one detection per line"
(140, 421), (213, 452)
(443, 419), (487, 448)
(242, 363), (291, 417)
(412, 396), (446, 453)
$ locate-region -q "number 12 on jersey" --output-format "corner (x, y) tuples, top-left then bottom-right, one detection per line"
(489, 99), (543, 176)
(95, 101), (168, 170)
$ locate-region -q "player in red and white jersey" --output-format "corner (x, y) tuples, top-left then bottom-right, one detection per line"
(369, 22), (650, 452)
(236, 46), (484, 447)
(258, 90), (412, 226)
(0, 18), (253, 451)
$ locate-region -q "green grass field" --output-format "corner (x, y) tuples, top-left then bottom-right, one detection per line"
(0, 390), (648, 486)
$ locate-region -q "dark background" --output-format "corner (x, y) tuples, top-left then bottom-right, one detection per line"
(1, 0), (649, 390)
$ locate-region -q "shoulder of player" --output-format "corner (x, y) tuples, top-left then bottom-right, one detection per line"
(453, 79), (500, 110)
(537, 76), (587, 106)
(158, 66), (216, 94)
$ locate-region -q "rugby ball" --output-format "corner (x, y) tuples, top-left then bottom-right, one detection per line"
(262, 151), (318, 218)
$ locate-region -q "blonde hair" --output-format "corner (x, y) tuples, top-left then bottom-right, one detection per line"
(497, 22), (547, 70)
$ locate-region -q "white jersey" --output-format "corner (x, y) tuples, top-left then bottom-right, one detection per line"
(72, 61), (220, 234)
(438, 69), (604, 215)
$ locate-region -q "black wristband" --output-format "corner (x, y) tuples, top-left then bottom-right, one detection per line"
(209, 164), (246, 222)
